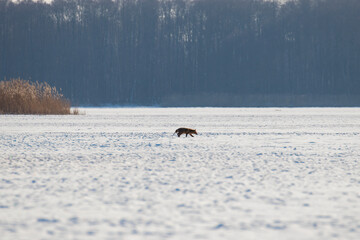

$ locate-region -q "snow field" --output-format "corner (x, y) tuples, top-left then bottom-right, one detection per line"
(1, 108), (360, 240)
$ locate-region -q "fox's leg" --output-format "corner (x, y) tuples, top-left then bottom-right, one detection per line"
(186, 133), (188, 137)
(190, 134), (194, 137)
(177, 133), (181, 137)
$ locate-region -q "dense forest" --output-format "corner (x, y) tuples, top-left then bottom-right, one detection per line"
(1, 0), (359, 106)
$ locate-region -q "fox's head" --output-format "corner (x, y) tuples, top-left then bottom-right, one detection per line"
(194, 129), (198, 135)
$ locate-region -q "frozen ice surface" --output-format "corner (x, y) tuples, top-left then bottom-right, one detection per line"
(0, 108), (360, 240)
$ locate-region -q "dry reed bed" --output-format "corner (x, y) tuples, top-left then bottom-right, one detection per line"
(0, 78), (73, 115)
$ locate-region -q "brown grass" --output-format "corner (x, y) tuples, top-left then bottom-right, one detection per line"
(0, 78), (73, 115)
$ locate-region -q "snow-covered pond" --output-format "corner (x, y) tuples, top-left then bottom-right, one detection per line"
(1, 108), (360, 240)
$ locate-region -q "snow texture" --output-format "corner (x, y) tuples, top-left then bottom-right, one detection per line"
(1, 108), (360, 240)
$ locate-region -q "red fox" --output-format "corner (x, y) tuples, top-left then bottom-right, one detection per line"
(174, 128), (198, 137)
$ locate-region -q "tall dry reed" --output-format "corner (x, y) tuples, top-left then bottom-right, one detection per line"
(0, 78), (72, 115)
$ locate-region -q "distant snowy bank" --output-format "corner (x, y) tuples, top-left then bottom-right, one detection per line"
(160, 94), (360, 107)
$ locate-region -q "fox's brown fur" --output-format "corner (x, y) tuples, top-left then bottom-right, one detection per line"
(174, 128), (198, 137)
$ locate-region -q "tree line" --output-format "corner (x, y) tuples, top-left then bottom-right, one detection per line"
(1, 0), (359, 106)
